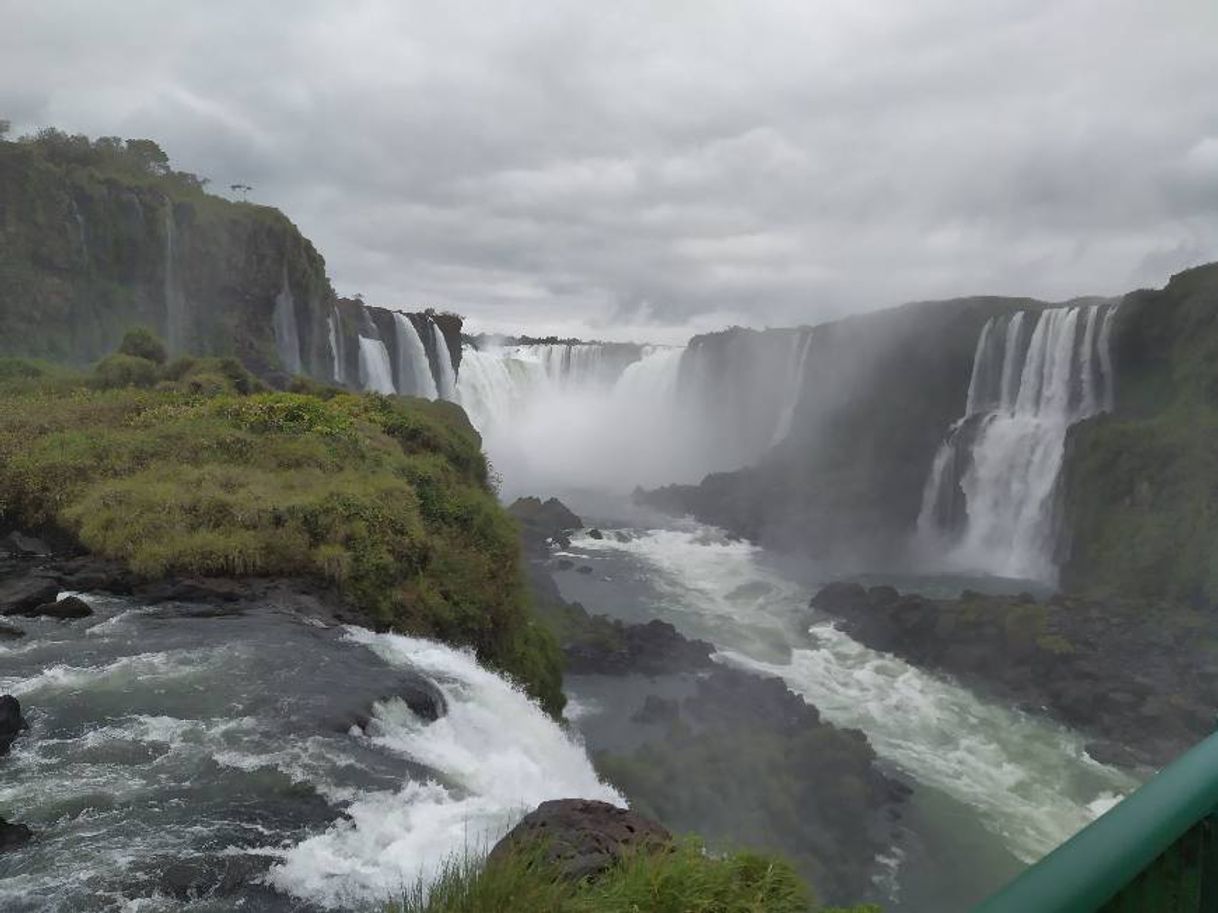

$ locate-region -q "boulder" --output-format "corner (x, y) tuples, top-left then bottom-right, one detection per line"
(587, 528), (604, 540)
(0, 576), (61, 616)
(509, 497), (584, 544)
(0, 532), (50, 556)
(0, 695), (28, 755)
(30, 595), (93, 619)
(0, 622), (23, 639)
(0, 816), (32, 852)
(488, 799), (671, 881)
(809, 581), (871, 615)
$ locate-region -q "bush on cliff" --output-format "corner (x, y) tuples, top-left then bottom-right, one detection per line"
(387, 839), (875, 913)
(0, 344), (563, 714)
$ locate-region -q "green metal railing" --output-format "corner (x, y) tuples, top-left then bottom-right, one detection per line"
(974, 731), (1218, 912)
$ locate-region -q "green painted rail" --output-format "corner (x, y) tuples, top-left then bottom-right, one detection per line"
(973, 731), (1218, 913)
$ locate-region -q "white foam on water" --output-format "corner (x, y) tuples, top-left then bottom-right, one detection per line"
(570, 523), (1136, 863)
(0, 649), (215, 698)
(267, 629), (620, 909)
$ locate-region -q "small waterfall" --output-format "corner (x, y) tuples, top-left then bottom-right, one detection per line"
(357, 336), (396, 394)
(770, 329), (815, 445)
(162, 208), (188, 353)
(430, 320), (459, 401)
(272, 270), (303, 376)
(916, 303), (1119, 580)
(69, 198), (88, 265)
(327, 308), (346, 385)
(394, 313), (438, 399)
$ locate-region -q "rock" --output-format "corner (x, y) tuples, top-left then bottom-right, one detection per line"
(587, 528), (604, 540)
(30, 595), (93, 619)
(0, 695), (28, 755)
(0, 532), (50, 557)
(509, 497), (584, 544)
(0, 623), (24, 639)
(556, 558), (575, 571)
(576, 565), (594, 575)
(0, 816), (32, 852)
(565, 619), (714, 676)
(809, 581), (871, 615)
(488, 799), (671, 881)
(135, 577), (247, 604)
(614, 532), (630, 543)
(0, 576), (61, 616)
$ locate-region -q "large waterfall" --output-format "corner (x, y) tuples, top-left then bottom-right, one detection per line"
(917, 303), (1119, 581)
(357, 336), (396, 395)
(394, 313), (438, 398)
(430, 322), (459, 401)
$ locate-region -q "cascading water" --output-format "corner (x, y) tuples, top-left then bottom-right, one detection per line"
(430, 321), (459, 401)
(394, 313), (438, 399)
(162, 209), (188, 353)
(357, 336), (396, 395)
(770, 329), (815, 445)
(916, 303), (1119, 581)
(327, 308), (345, 385)
(272, 271), (303, 376)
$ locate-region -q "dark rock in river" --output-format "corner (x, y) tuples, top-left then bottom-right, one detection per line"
(576, 565), (594, 575)
(565, 619), (714, 677)
(509, 497), (584, 551)
(0, 532), (50, 557)
(30, 595), (93, 619)
(0, 695), (28, 755)
(0, 816), (32, 852)
(0, 575), (61, 616)
(0, 622), (23, 639)
(587, 528), (604, 540)
(488, 799), (671, 882)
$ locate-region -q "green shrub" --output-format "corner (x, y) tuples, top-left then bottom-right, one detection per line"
(386, 839), (855, 913)
(93, 353), (160, 388)
(117, 326), (168, 365)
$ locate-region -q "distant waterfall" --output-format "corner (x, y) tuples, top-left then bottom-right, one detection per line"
(162, 209), (188, 353)
(770, 329), (815, 445)
(431, 321), (459, 401)
(395, 313), (438, 399)
(327, 308), (346, 385)
(357, 336), (396, 394)
(917, 303), (1119, 581)
(272, 270), (303, 375)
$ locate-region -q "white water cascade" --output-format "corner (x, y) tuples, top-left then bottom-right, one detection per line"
(430, 321), (459, 401)
(357, 335), (397, 395)
(770, 329), (815, 445)
(162, 209), (188, 353)
(272, 270), (304, 376)
(917, 303), (1119, 581)
(395, 313), (439, 399)
(327, 308), (346, 385)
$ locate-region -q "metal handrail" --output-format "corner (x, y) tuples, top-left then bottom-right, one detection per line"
(973, 731), (1218, 912)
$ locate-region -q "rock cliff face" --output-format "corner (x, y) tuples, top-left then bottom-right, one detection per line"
(644, 296), (1045, 567)
(0, 137), (461, 390)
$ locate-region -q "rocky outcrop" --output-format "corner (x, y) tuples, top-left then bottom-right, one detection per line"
(487, 799), (671, 881)
(811, 582), (1217, 769)
(0, 816), (32, 852)
(0, 695), (27, 755)
(27, 595), (93, 619)
(509, 496), (583, 551)
(564, 618), (714, 676)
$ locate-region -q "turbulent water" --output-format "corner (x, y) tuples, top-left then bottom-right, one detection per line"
(917, 303), (1119, 581)
(550, 512), (1135, 908)
(0, 595), (616, 912)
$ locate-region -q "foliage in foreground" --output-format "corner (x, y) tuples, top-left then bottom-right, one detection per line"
(0, 345), (564, 714)
(385, 839), (879, 913)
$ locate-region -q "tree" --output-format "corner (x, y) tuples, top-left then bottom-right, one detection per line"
(124, 139), (170, 175)
(229, 183), (253, 201)
(117, 326), (168, 365)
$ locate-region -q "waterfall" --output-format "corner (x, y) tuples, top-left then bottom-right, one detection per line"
(394, 313), (438, 399)
(770, 329), (815, 445)
(272, 270), (303, 376)
(430, 321), (459, 401)
(916, 303), (1119, 581)
(357, 336), (396, 394)
(162, 208), (188, 353)
(327, 308), (346, 385)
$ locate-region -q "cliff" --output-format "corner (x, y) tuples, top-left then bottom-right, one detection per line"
(1059, 262), (1218, 603)
(645, 295), (1046, 566)
(0, 131), (460, 391)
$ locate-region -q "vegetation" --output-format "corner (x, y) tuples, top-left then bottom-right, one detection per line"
(0, 341), (563, 714)
(385, 840), (877, 913)
(1060, 263), (1218, 604)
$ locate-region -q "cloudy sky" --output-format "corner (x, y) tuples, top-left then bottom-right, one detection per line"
(3, 1), (1216, 341)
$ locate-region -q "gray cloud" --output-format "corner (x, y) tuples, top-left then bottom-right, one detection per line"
(3, 0), (1216, 341)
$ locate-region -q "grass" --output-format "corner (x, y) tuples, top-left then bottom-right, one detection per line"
(384, 839), (878, 913)
(0, 349), (564, 714)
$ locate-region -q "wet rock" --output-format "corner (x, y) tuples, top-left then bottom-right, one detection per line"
(0, 816), (32, 852)
(509, 497), (584, 547)
(587, 528), (604, 540)
(809, 581), (870, 615)
(565, 619), (714, 676)
(0, 576), (61, 616)
(614, 532), (630, 543)
(488, 799), (671, 882)
(556, 558), (575, 571)
(576, 565), (594, 575)
(0, 532), (50, 557)
(30, 595), (93, 619)
(135, 577), (247, 604)
(0, 622), (24, 639)
(0, 695), (28, 755)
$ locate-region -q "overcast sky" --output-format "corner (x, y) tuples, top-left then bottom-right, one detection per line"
(3, 1), (1216, 341)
